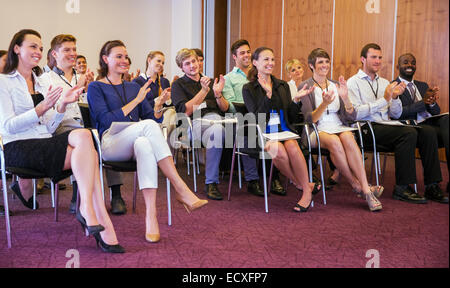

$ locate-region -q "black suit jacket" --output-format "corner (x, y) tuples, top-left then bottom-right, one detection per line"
(242, 75), (302, 133)
(393, 77), (440, 120)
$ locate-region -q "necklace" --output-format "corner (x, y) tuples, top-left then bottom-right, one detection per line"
(106, 75), (133, 121)
(312, 77), (330, 114)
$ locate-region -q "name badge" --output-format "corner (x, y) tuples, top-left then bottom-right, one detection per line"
(195, 102), (207, 111)
(268, 111), (280, 126)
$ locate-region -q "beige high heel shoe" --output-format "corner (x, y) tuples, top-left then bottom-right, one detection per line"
(176, 196), (208, 213)
(145, 233), (161, 243)
(366, 192), (382, 212)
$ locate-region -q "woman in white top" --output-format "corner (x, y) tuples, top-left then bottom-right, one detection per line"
(299, 48), (383, 212)
(0, 29), (123, 252)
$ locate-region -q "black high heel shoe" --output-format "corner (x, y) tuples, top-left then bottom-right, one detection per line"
(75, 210), (105, 235)
(293, 183), (321, 213)
(10, 181), (39, 210)
(93, 233), (125, 254)
(293, 202), (311, 212)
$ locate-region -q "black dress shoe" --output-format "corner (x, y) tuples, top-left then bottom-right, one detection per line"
(110, 197), (127, 215)
(392, 185), (427, 204)
(247, 180), (264, 197)
(205, 183), (223, 200)
(0, 205), (13, 217)
(270, 178), (286, 196)
(327, 176), (338, 186)
(10, 181), (39, 209)
(69, 201), (77, 214)
(425, 184), (449, 204)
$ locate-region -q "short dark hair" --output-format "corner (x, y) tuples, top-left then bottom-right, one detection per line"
(231, 39), (250, 56)
(361, 43), (381, 58)
(397, 53), (416, 66)
(247, 46), (274, 82)
(307, 48), (330, 72)
(76, 55), (86, 61)
(192, 48), (204, 59)
(3, 29), (41, 74)
(0, 50), (7, 58)
(98, 40), (126, 78)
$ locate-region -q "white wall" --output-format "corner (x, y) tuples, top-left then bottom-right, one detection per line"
(170, 0), (203, 78)
(0, 0), (203, 80)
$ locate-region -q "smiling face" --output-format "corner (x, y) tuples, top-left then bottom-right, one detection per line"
(14, 34), (43, 70)
(253, 49), (275, 76)
(311, 57), (330, 78)
(75, 57), (87, 74)
(233, 44), (251, 70)
(52, 41), (77, 70)
(398, 54), (416, 80)
(103, 46), (130, 75)
(148, 53), (165, 75)
(288, 62), (304, 82)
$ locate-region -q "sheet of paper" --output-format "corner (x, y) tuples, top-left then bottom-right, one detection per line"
(262, 131), (300, 141)
(109, 122), (135, 135)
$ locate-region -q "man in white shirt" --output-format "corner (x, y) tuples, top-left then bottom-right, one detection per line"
(43, 34), (126, 214)
(347, 43), (444, 204)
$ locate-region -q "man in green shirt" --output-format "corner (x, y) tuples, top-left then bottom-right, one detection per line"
(221, 39), (285, 196)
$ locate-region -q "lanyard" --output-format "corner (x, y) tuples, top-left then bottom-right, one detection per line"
(106, 76), (133, 121)
(312, 77), (330, 115)
(145, 74), (161, 96)
(57, 69), (78, 88)
(365, 78), (379, 99)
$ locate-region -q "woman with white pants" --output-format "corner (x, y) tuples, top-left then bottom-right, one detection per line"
(88, 40), (208, 243)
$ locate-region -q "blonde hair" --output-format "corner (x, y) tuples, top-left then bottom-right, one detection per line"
(285, 59), (303, 74)
(175, 48), (197, 68)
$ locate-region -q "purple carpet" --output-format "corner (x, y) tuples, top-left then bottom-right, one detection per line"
(0, 156), (448, 268)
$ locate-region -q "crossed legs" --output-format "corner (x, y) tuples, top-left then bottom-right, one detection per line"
(64, 129), (118, 245)
(265, 139), (315, 208)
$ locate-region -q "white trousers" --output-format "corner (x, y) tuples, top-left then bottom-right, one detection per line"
(101, 119), (172, 190)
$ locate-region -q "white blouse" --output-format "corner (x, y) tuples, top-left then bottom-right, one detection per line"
(313, 82), (356, 135)
(0, 71), (64, 145)
(40, 70), (83, 129)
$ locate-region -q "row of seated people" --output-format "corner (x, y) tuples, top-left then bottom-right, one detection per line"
(0, 30), (448, 254)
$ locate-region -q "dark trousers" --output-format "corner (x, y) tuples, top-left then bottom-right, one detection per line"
(421, 114), (449, 172)
(361, 123), (441, 186)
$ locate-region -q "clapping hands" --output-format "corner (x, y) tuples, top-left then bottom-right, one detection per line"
(293, 84), (314, 102)
(322, 89), (335, 105)
(213, 75), (225, 97)
(78, 68), (95, 90)
(258, 74), (272, 98)
(200, 76), (211, 93)
(423, 86), (439, 105)
(384, 82), (406, 101)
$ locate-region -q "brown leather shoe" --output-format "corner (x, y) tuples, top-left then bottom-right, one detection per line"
(205, 183), (223, 200)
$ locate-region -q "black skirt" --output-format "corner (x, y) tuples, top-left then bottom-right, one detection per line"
(4, 131), (71, 181)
